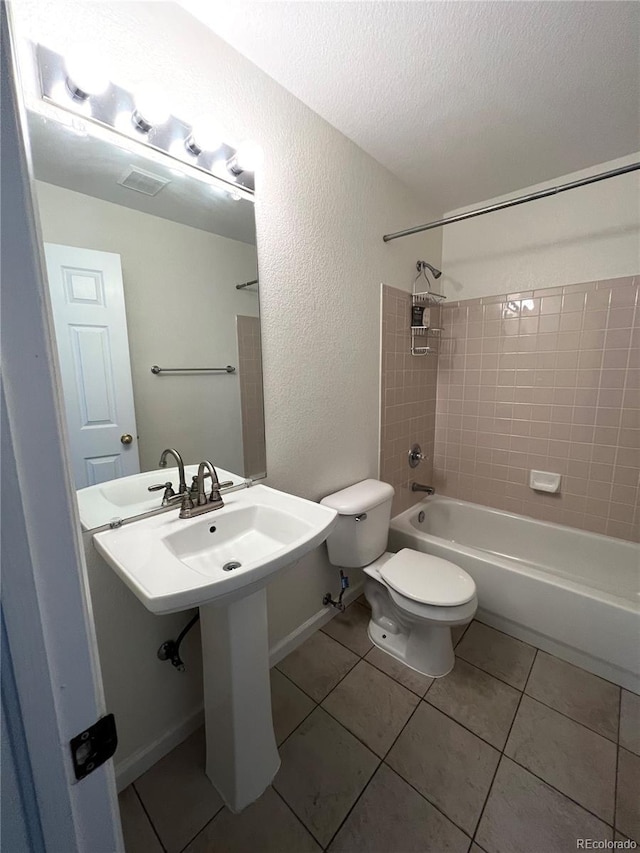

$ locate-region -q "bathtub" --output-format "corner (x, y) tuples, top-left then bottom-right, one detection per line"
(389, 496), (640, 693)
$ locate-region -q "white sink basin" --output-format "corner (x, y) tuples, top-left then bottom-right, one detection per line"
(93, 484), (338, 613)
(77, 465), (246, 530)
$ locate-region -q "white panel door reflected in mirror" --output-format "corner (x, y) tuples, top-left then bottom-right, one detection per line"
(44, 243), (140, 488)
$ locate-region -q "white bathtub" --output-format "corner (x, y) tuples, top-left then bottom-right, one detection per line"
(389, 496), (640, 693)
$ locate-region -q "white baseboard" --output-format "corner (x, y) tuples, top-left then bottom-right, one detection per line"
(269, 582), (364, 668)
(115, 706), (204, 791)
(115, 583), (366, 789)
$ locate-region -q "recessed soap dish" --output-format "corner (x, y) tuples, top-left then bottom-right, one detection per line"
(529, 470), (561, 493)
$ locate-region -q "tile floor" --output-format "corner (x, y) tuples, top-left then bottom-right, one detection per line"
(120, 601), (640, 853)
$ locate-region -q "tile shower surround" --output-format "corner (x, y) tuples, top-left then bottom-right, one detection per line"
(380, 285), (440, 515)
(381, 277), (639, 541)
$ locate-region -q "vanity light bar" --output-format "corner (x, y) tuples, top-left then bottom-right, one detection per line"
(34, 43), (257, 196)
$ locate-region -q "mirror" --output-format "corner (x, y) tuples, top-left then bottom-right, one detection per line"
(24, 107), (266, 528)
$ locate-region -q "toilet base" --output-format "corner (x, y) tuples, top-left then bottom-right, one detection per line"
(367, 618), (455, 678)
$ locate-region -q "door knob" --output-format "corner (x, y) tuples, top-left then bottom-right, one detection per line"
(120, 433), (134, 445)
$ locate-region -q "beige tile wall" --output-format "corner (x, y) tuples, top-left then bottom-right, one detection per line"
(237, 315), (266, 478)
(433, 276), (639, 542)
(380, 285), (440, 515)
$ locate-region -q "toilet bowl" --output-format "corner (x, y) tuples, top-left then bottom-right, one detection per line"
(363, 551), (477, 677)
(321, 479), (477, 677)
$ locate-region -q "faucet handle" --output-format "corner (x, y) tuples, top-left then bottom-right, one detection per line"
(148, 481), (174, 494)
(189, 474), (233, 495)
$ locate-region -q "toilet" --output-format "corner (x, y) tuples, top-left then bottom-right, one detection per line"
(321, 479), (477, 677)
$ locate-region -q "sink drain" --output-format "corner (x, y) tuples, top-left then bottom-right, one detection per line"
(223, 561), (242, 572)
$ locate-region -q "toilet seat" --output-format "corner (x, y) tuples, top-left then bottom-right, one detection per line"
(380, 548), (476, 607)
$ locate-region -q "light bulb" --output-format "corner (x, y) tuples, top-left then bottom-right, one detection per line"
(132, 84), (170, 133)
(64, 50), (110, 100)
(227, 140), (263, 175)
(185, 115), (222, 156)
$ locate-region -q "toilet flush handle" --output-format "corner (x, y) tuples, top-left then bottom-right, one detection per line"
(355, 513), (367, 522)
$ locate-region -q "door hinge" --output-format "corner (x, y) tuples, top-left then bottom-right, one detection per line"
(70, 713), (118, 781)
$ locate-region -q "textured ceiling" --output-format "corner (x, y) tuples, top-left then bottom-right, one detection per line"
(182, 0), (640, 213)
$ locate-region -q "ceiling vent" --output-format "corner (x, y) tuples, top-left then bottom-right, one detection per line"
(118, 166), (170, 196)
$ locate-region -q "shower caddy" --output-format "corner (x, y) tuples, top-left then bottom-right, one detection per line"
(411, 261), (445, 356)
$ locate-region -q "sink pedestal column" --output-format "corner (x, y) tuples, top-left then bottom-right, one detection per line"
(199, 587), (280, 812)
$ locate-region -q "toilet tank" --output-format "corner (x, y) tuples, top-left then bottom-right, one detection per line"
(320, 479), (394, 567)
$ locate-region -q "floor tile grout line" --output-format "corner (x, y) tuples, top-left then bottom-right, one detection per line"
(520, 691), (621, 746)
(529, 645), (625, 692)
(177, 805), (225, 853)
(476, 649), (619, 839)
(453, 619), (472, 649)
(317, 699), (411, 765)
(131, 782), (169, 853)
(524, 648), (622, 742)
(470, 648), (538, 845)
(270, 784), (328, 851)
(472, 617), (627, 694)
(320, 755), (384, 851)
(272, 664), (323, 709)
(501, 754), (617, 832)
(322, 691), (474, 851)
(378, 757), (474, 842)
(455, 648), (532, 692)
(613, 688), (622, 832)
(276, 654), (388, 757)
(318, 599), (375, 658)
(420, 692), (514, 753)
(319, 625), (373, 660)
(275, 650), (360, 708)
(455, 647), (623, 743)
(362, 651), (432, 698)
(275, 698), (319, 752)
(450, 651), (523, 688)
(367, 691), (479, 843)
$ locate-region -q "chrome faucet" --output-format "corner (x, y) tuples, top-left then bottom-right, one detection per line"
(411, 482), (435, 495)
(179, 461), (225, 518)
(158, 448), (187, 494)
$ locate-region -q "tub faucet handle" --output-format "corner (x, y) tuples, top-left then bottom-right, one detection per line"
(408, 444), (427, 469)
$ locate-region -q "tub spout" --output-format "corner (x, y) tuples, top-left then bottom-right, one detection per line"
(412, 483), (435, 495)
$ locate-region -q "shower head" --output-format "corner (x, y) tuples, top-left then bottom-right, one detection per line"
(417, 260), (442, 279)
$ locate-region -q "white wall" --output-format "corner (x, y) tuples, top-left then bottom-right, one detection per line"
(12, 1), (440, 779)
(34, 180), (258, 474)
(441, 154), (640, 301)
(82, 531), (204, 786)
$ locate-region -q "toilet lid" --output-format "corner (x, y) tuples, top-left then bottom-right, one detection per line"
(380, 549), (476, 606)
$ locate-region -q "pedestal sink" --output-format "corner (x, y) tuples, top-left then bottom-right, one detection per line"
(93, 485), (337, 811)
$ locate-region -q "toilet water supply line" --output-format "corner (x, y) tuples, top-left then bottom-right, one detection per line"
(323, 570), (350, 612)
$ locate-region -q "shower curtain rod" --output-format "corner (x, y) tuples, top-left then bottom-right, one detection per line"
(382, 162), (640, 242)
